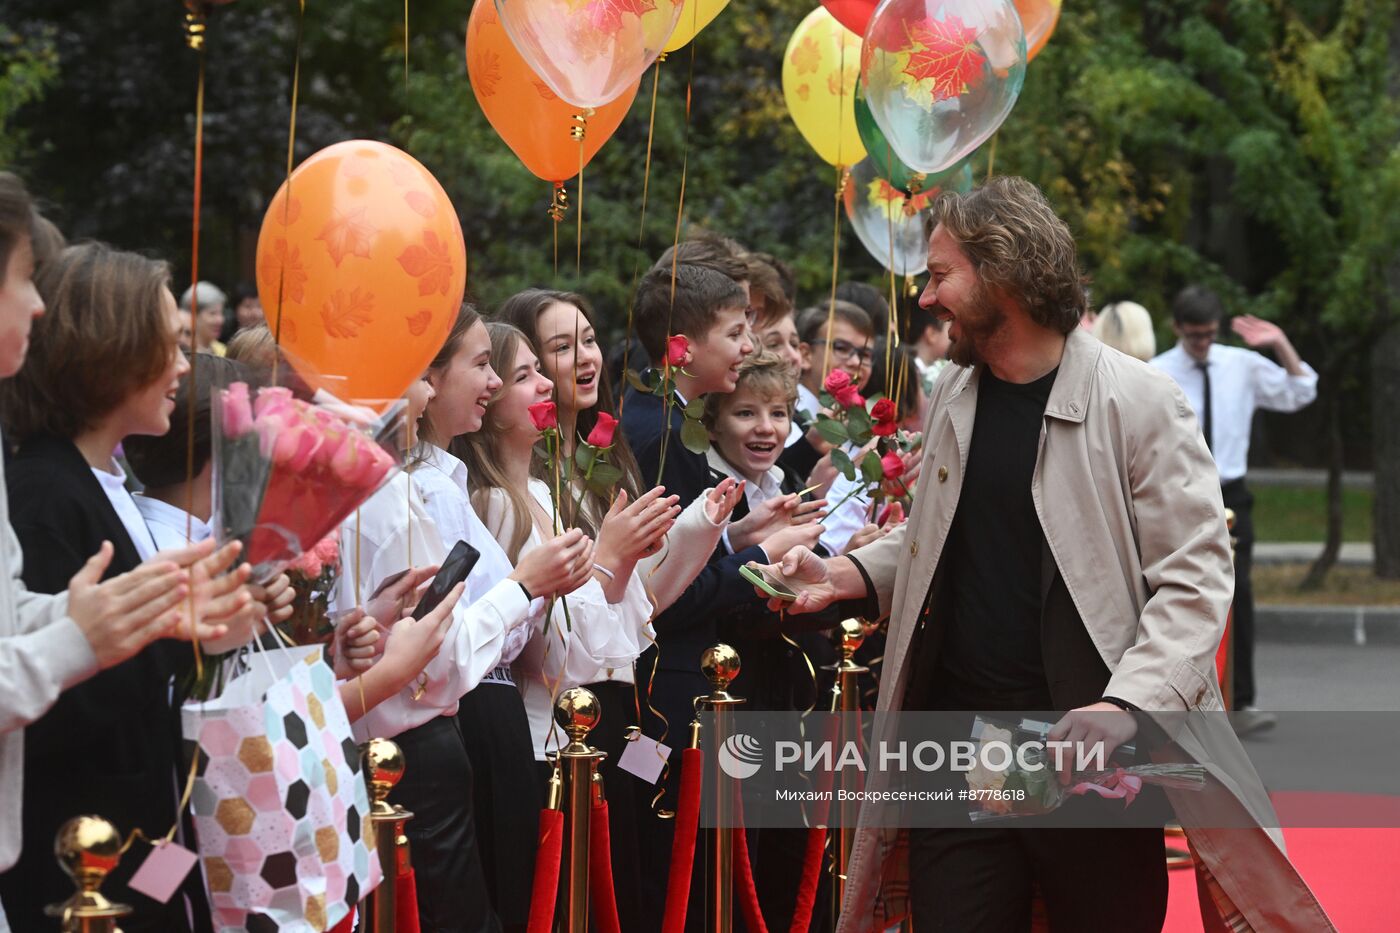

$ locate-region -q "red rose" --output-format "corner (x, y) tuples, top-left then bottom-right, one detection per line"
(871, 398), (898, 436)
(528, 401), (558, 432)
(666, 335), (690, 367)
(834, 386), (865, 409)
(880, 450), (906, 480)
(823, 369), (853, 395)
(586, 411), (618, 448)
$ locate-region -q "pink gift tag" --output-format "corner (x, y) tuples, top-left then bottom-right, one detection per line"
(129, 840), (198, 904)
(618, 734), (671, 785)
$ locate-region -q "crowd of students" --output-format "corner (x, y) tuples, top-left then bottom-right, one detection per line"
(0, 172), (928, 933)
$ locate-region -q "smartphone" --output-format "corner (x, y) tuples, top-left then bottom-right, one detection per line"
(740, 563), (798, 602)
(412, 540), (481, 620)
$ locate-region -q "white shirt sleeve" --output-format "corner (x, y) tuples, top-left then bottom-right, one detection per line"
(818, 466), (870, 556)
(634, 489), (727, 616)
(1250, 353), (1317, 413)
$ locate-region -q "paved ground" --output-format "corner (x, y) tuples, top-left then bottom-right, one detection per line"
(1252, 638), (1400, 711)
(1254, 541), (1373, 566)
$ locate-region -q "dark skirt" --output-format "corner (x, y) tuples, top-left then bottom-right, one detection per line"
(390, 715), (499, 933)
(457, 682), (542, 932)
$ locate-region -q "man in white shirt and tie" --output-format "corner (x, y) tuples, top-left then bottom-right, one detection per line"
(1151, 285), (1317, 733)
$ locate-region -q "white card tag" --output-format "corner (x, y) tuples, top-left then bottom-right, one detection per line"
(129, 840), (198, 904)
(618, 733), (672, 785)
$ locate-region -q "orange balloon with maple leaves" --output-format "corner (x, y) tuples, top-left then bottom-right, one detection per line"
(467, 0), (637, 184)
(254, 140), (466, 410)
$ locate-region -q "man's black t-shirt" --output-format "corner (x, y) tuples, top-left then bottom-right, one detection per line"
(935, 365), (1058, 701)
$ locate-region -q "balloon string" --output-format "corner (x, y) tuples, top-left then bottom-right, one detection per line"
(619, 55), (664, 424)
(271, 0), (305, 386)
(184, 5), (208, 684)
(571, 110), (592, 276)
(985, 132), (998, 181)
(403, 0), (409, 91)
(823, 33), (854, 382)
(824, 166), (851, 383)
(654, 39), (696, 488)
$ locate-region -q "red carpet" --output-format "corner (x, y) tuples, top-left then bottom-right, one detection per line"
(1165, 794), (1400, 932)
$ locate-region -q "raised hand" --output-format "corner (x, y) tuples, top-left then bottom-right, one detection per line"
(512, 528), (595, 599)
(597, 487), (682, 565)
(704, 478), (745, 525)
(758, 521), (823, 564)
(66, 542), (190, 669)
(1230, 315), (1286, 350)
(728, 492), (803, 551)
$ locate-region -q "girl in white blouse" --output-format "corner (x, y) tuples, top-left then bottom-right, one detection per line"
(335, 343), (593, 933)
(453, 322), (672, 930)
(495, 290), (745, 932)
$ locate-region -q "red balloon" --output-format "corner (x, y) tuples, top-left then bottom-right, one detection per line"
(821, 0), (878, 36)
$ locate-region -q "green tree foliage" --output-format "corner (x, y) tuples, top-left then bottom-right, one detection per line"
(0, 25), (58, 170)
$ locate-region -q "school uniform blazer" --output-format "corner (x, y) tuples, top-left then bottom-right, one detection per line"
(0, 434), (207, 933)
(703, 455), (845, 712)
(620, 387), (768, 754)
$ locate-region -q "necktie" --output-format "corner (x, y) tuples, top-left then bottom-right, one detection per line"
(1196, 360), (1213, 452)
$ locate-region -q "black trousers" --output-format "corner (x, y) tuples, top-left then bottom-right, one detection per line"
(390, 716), (500, 933)
(1221, 479), (1256, 707)
(457, 684), (541, 932)
(909, 822), (1168, 932)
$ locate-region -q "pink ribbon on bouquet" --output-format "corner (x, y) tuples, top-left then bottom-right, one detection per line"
(1068, 768), (1144, 806)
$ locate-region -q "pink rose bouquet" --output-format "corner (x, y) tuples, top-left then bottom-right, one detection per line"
(212, 380), (407, 582)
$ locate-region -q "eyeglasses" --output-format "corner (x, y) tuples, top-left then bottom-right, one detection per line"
(811, 338), (874, 364)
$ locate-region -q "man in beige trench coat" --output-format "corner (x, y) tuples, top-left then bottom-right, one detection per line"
(750, 177), (1334, 931)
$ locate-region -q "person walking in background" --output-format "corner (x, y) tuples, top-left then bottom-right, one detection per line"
(179, 280), (227, 356)
(1093, 300), (1157, 362)
(1151, 284), (1317, 733)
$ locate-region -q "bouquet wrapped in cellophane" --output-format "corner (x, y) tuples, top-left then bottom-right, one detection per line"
(966, 715), (1207, 823)
(212, 378), (406, 583)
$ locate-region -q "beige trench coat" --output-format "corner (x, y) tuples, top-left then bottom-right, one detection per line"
(836, 328), (1334, 932)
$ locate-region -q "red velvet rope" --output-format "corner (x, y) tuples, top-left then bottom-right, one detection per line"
(329, 847), (422, 933)
(789, 716), (841, 933)
(528, 808), (565, 933)
(590, 799), (622, 933)
(733, 823), (768, 933)
(790, 827), (827, 933)
(662, 747), (704, 933)
(396, 867), (421, 933)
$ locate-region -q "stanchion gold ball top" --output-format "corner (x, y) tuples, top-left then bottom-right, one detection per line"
(701, 644), (741, 689)
(554, 686), (601, 737)
(53, 816), (122, 887)
(839, 619), (866, 650)
(363, 737), (406, 790)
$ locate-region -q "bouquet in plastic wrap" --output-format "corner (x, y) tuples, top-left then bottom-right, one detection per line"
(965, 715), (1207, 823)
(213, 379), (406, 582)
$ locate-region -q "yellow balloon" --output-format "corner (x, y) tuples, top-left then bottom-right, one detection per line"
(782, 7), (867, 168)
(664, 0), (730, 53)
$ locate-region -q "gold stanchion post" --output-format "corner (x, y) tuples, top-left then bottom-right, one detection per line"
(360, 738), (413, 932)
(45, 816), (131, 933)
(698, 644), (744, 933)
(823, 620), (870, 918)
(551, 686), (606, 933)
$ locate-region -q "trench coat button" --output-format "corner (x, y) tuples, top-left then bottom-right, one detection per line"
(910, 540), (919, 556)
(937, 466), (949, 482)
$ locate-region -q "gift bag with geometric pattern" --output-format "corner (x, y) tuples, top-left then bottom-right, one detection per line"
(182, 643), (382, 932)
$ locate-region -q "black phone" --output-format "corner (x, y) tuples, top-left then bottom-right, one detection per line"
(411, 540), (481, 620)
